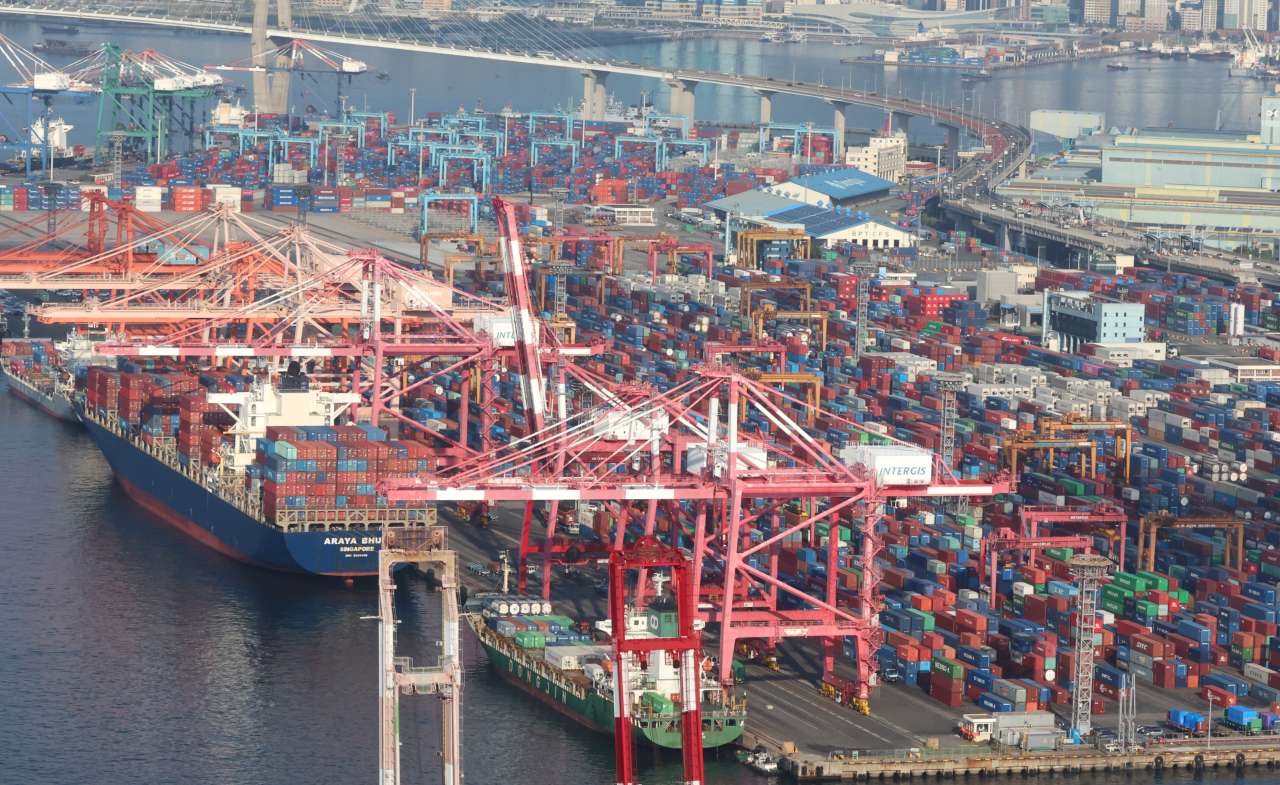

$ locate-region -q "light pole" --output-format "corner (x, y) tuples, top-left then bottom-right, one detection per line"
(1206, 692), (1214, 750)
(410, 87), (416, 127)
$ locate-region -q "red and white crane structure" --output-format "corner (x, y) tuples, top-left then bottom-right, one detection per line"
(92, 194), (1014, 785)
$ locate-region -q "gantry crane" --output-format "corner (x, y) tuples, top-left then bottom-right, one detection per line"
(207, 39), (373, 115)
(751, 305), (829, 348)
(607, 233), (667, 275)
(377, 527), (462, 785)
(979, 528), (1095, 606)
(1004, 432), (1105, 479)
(438, 252), (496, 288)
(1137, 511), (1245, 573)
(608, 537), (709, 785)
(738, 278), (812, 318)
(740, 367), (823, 425)
(1019, 503), (1130, 571)
(1039, 413), (1133, 482)
(646, 236), (715, 282)
(522, 230), (614, 269)
(419, 232), (488, 273)
(734, 227), (810, 270)
(533, 264), (604, 314)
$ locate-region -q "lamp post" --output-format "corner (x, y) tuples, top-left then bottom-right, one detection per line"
(1207, 692), (1215, 751)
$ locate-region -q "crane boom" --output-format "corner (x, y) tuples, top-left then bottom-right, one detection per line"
(492, 196), (548, 438)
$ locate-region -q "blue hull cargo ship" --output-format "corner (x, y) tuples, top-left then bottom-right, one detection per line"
(76, 375), (437, 577)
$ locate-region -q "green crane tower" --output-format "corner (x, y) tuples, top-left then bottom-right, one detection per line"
(94, 44), (218, 165)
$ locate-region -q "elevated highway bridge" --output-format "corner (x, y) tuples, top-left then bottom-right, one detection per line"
(0, 3), (1028, 173)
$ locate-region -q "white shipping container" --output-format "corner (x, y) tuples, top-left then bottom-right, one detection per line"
(1244, 663), (1275, 684)
(841, 444), (933, 486)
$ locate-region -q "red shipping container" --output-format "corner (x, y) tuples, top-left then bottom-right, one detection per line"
(1202, 684), (1236, 707)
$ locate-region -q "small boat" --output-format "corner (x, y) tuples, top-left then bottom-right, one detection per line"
(737, 749), (780, 775)
(40, 24), (79, 35)
(1107, 63), (1129, 71)
(787, 33), (807, 43)
(961, 69), (992, 82)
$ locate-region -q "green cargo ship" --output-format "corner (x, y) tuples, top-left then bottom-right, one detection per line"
(465, 612), (746, 748)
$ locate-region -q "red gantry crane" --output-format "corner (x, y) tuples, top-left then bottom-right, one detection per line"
(979, 503), (1130, 603)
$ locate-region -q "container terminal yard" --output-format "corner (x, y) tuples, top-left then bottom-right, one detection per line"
(13, 21), (1280, 785)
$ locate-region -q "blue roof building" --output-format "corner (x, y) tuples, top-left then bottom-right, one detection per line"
(764, 169), (895, 208)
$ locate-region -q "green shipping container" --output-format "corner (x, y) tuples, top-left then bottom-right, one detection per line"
(1136, 572), (1169, 592)
(932, 656), (966, 680)
(641, 691), (674, 714)
(1112, 573), (1147, 592)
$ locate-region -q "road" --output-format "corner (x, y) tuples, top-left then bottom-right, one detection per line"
(947, 199), (1280, 284)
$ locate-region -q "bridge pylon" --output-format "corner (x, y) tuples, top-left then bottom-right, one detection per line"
(252, 0), (293, 114)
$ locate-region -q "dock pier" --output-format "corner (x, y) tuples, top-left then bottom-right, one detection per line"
(780, 743), (1280, 780)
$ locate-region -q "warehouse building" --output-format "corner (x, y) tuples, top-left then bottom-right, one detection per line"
(707, 190), (916, 251)
(994, 89), (1280, 248)
(765, 169), (896, 210)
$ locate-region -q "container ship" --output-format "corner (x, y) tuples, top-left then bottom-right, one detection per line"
(32, 39), (95, 57)
(77, 364), (437, 576)
(466, 595), (746, 748)
(1, 336), (110, 424)
(3, 355), (77, 422)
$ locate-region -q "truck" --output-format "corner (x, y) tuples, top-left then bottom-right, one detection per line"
(1166, 709), (1208, 735)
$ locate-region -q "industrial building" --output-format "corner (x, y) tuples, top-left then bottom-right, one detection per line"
(845, 133), (908, 182)
(996, 90), (1280, 250)
(764, 169), (896, 210)
(1203, 356), (1280, 383)
(707, 187), (917, 252)
(1043, 291), (1146, 352)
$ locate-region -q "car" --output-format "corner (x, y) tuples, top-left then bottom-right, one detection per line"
(1144, 729), (1166, 740)
(466, 563), (483, 574)
(882, 668), (901, 683)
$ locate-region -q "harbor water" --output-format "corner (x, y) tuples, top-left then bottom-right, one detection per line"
(0, 384), (767, 784)
(0, 19), (1267, 149)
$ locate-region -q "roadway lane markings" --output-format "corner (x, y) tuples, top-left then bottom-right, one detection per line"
(745, 677), (899, 744)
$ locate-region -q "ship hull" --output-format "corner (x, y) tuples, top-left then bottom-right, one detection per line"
(2, 366), (79, 423)
(79, 405), (385, 576)
(468, 617), (746, 749)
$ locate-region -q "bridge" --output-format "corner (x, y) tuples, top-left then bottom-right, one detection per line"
(0, 2), (1028, 174)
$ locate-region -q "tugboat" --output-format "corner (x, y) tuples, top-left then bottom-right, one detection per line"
(1107, 63), (1129, 71)
(738, 749), (780, 775)
(961, 69), (992, 82)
